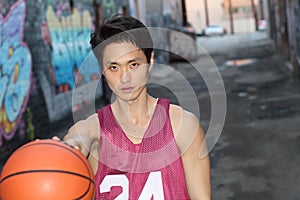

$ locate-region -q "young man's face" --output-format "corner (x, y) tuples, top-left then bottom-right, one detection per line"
(102, 42), (153, 101)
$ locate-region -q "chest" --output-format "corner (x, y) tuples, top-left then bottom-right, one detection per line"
(117, 121), (149, 144)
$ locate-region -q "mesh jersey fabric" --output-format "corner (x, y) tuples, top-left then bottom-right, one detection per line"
(95, 98), (190, 199)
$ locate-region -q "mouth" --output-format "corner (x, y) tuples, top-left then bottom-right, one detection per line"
(120, 86), (134, 93)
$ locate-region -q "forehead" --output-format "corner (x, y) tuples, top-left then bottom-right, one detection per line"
(103, 42), (145, 64)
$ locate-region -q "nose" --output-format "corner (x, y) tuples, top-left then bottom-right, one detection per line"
(120, 69), (131, 83)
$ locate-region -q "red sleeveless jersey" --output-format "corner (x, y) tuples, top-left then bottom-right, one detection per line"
(95, 98), (190, 199)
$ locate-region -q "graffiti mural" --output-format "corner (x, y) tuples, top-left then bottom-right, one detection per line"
(38, 1), (104, 121)
(102, 0), (116, 18)
(99, 0), (129, 19)
(0, 0), (32, 146)
(46, 2), (99, 94)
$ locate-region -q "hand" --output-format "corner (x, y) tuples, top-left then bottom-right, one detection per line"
(52, 136), (80, 150)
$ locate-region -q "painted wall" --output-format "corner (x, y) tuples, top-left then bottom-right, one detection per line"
(0, 0), (135, 168)
(0, 0), (32, 147)
(41, 0), (102, 121)
(97, 0), (129, 19)
(0, 0), (103, 168)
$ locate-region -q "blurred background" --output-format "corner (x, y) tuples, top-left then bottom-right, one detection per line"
(0, 0), (299, 199)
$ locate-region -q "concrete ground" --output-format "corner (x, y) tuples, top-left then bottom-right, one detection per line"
(179, 32), (300, 199)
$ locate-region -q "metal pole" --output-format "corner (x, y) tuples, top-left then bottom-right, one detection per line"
(251, 0), (259, 30)
(228, 0), (234, 34)
(260, 0), (264, 19)
(182, 0), (188, 25)
(204, 0), (209, 26)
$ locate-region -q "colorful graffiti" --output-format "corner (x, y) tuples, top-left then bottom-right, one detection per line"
(0, 0), (32, 146)
(38, 1), (103, 121)
(25, 107), (35, 141)
(100, 0), (129, 18)
(102, 0), (116, 18)
(46, 2), (99, 94)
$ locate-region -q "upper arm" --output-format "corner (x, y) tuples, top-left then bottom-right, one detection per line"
(64, 113), (100, 157)
(182, 117), (211, 199)
(170, 106), (211, 199)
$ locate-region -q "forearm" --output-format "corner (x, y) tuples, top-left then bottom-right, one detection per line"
(63, 131), (92, 157)
(184, 155), (211, 200)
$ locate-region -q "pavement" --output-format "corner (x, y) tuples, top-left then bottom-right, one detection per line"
(198, 33), (300, 199)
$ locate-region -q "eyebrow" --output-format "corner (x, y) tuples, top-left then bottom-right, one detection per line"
(104, 58), (144, 67)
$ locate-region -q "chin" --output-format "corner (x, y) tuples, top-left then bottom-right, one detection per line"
(119, 94), (139, 102)
(115, 90), (142, 102)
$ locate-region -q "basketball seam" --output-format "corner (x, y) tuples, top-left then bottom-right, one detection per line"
(75, 178), (94, 200)
(0, 169), (95, 185)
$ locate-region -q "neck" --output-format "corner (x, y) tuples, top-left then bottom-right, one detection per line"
(112, 92), (157, 126)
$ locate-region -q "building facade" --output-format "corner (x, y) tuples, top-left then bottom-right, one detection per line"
(186, 0), (261, 34)
(264, 0), (300, 75)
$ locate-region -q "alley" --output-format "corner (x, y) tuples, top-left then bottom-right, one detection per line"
(154, 32), (300, 199)
(1, 0), (300, 199)
(207, 33), (300, 199)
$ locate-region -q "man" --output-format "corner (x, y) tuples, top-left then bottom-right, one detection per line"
(64, 15), (211, 199)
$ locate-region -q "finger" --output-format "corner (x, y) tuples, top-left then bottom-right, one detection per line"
(74, 146), (80, 150)
(52, 136), (61, 141)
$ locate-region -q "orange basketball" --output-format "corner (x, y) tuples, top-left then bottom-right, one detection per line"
(0, 139), (95, 200)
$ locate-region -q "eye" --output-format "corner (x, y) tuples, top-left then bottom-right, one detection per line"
(109, 65), (119, 71)
(130, 63), (139, 69)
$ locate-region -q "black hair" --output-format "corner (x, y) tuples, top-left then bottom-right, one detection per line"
(90, 14), (153, 64)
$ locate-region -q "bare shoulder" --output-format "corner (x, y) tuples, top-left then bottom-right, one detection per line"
(169, 104), (204, 154)
(67, 113), (100, 137)
(169, 104), (200, 133)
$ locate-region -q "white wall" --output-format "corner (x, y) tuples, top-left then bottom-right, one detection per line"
(185, 0), (256, 33)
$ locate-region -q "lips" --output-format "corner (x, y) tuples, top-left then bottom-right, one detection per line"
(120, 86), (134, 93)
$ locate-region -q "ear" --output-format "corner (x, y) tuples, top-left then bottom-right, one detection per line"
(100, 60), (106, 77)
(148, 51), (155, 72)
(100, 70), (104, 79)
